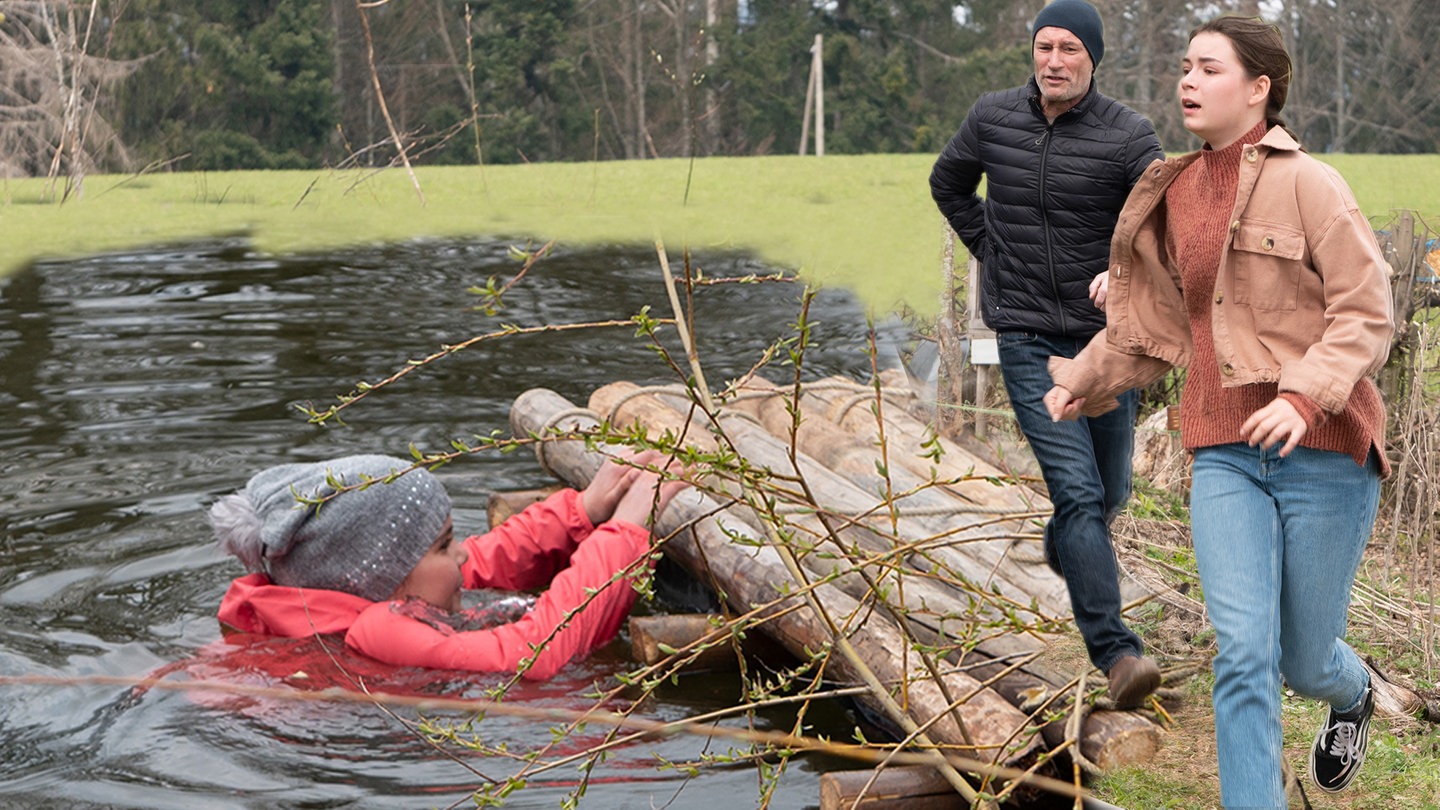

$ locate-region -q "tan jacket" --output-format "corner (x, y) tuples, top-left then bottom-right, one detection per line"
(1050, 127), (1394, 416)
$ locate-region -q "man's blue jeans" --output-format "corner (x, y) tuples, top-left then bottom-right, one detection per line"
(1191, 443), (1378, 809)
(997, 331), (1142, 672)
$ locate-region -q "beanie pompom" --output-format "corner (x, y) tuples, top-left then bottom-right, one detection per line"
(210, 492), (268, 573)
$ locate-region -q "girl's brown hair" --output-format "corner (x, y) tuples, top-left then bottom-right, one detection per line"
(1191, 16), (1297, 141)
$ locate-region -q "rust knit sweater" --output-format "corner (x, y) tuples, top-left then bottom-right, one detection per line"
(1164, 121), (1385, 471)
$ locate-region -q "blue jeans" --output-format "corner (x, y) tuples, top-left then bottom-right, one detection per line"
(1191, 443), (1379, 809)
(997, 331), (1142, 672)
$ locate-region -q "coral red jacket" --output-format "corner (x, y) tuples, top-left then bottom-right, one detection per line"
(217, 489), (652, 681)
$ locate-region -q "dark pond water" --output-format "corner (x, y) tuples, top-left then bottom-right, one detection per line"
(0, 239), (906, 809)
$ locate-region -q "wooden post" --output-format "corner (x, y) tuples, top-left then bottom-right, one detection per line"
(935, 224), (968, 437)
(812, 34), (824, 157)
(1381, 211), (1417, 403)
(799, 47), (814, 156)
(799, 34), (824, 156)
(965, 256), (997, 438)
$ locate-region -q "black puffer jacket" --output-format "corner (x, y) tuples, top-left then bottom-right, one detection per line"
(930, 77), (1163, 338)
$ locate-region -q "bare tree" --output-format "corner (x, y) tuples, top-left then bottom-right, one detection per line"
(0, 0), (135, 195)
(1096, 0), (1197, 151)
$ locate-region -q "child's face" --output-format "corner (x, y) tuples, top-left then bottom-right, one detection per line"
(390, 517), (466, 611)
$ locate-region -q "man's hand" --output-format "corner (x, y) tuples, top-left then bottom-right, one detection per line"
(1088, 272), (1109, 311)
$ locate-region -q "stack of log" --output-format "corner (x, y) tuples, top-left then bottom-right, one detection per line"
(508, 375), (1165, 804)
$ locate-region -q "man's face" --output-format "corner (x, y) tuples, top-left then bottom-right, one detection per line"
(1033, 26), (1094, 117)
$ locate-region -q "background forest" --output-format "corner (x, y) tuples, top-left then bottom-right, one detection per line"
(2, 0), (1437, 182)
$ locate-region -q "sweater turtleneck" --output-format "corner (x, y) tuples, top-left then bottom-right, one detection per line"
(1164, 121), (1383, 470)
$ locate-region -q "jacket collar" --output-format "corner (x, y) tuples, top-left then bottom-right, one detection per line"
(1256, 125), (1301, 153)
(1161, 125), (1299, 176)
(1026, 76), (1098, 122)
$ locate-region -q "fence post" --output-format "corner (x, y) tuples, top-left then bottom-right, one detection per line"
(1379, 211), (1420, 403)
(966, 256), (998, 438)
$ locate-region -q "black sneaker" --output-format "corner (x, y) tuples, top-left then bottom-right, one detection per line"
(1309, 684), (1374, 792)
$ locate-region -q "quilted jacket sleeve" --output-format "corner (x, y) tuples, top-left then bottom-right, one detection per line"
(460, 489), (594, 591)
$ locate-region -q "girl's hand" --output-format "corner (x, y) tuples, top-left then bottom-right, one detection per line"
(582, 449), (655, 525)
(1239, 397), (1307, 457)
(611, 467), (690, 529)
(1043, 385), (1085, 422)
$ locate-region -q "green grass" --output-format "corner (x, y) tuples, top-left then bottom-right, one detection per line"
(1093, 673), (1440, 809)
(5, 152), (1436, 318)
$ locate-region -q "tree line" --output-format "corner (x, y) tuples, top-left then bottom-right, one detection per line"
(1, 0), (1435, 189)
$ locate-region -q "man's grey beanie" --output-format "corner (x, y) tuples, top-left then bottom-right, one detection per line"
(209, 454), (451, 602)
(1032, 0), (1105, 68)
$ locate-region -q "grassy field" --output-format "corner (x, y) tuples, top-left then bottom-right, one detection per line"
(0, 156), (946, 316)
(4, 152), (1437, 318)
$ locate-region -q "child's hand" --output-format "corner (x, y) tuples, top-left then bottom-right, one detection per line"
(611, 464), (690, 529)
(582, 449), (661, 525)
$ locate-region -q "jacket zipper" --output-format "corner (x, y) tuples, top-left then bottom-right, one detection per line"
(1036, 124), (1066, 334)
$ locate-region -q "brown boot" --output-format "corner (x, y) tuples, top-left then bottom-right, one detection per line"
(1106, 655), (1161, 709)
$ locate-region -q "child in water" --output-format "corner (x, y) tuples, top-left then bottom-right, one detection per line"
(209, 450), (686, 681)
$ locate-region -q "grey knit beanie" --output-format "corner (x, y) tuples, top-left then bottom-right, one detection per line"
(1032, 0), (1105, 69)
(209, 455), (452, 602)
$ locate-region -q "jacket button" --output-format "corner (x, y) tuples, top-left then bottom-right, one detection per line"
(1245, 149), (1258, 163)
(1230, 220), (1241, 231)
(1221, 362), (1235, 376)
(1261, 236), (1274, 250)
(1214, 290), (1224, 304)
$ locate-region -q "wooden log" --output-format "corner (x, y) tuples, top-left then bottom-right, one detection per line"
(820, 765), (1138, 810)
(819, 765), (966, 809)
(724, 379), (1072, 617)
(511, 387), (1042, 765)
(793, 375), (1147, 598)
(596, 382), (1072, 639)
(1368, 658), (1440, 723)
(727, 381), (1168, 760)
(486, 486), (564, 527)
(588, 382), (1044, 644)
(628, 614), (739, 672)
(590, 382), (1063, 673)
(782, 377), (1165, 754)
(1076, 708), (1160, 769)
(785, 373), (1045, 515)
(580, 381), (1166, 770)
